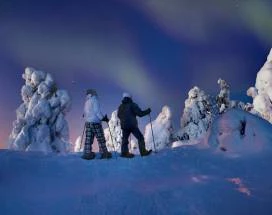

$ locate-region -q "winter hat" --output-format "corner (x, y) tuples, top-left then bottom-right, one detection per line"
(86, 89), (97, 96)
(123, 92), (131, 98)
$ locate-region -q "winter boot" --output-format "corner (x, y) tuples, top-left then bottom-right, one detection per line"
(138, 139), (152, 157)
(120, 152), (135, 158)
(100, 151), (112, 159)
(140, 149), (152, 157)
(220, 146), (227, 152)
(81, 152), (96, 160)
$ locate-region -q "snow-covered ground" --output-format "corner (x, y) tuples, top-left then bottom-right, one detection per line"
(1, 146), (272, 215)
(1, 109), (272, 215)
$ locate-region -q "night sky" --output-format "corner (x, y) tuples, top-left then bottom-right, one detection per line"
(0, 0), (271, 148)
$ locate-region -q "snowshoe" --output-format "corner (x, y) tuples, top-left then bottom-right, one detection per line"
(100, 151), (112, 159)
(140, 149), (152, 157)
(220, 146), (227, 152)
(120, 152), (135, 158)
(81, 152), (96, 160)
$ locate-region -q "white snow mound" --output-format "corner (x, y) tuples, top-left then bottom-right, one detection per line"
(208, 109), (272, 155)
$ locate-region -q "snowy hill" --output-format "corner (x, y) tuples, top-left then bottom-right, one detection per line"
(1, 110), (272, 215)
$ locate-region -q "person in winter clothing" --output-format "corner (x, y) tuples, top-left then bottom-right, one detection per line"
(117, 93), (152, 158)
(82, 89), (112, 160)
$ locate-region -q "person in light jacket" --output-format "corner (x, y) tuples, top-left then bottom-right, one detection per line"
(82, 89), (111, 160)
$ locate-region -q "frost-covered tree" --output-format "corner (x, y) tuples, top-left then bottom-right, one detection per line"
(130, 139), (139, 154)
(9, 67), (72, 153)
(144, 106), (173, 151)
(216, 78), (231, 113)
(229, 100), (250, 112)
(215, 78), (250, 113)
(74, 136), (84, 152)
(247, 48), (272, 123)
(178, 86), (212, 140)
(104, 110), (122, 153)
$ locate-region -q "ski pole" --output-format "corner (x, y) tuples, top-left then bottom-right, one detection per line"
(106, 122), (118, 159)
(149, 113), (157, 153)
(79, 123), (86, 151)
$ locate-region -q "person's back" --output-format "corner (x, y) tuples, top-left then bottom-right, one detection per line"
(117, 93), (152, 158)
(84, 95), (104, 123)
(118, 97), (138, 129)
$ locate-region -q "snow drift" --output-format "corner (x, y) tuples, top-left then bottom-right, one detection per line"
(208, 109), (272, 156)
(9, 67), (72, 153)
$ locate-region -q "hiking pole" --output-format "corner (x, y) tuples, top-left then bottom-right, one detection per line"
(79, 123), (86, 152)
(106, 122), (118, 159)
(149, 113), (157, 153)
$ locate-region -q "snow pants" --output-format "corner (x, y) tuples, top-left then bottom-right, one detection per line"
(84, 122), (108, 154)
(121, 127), (146, 154)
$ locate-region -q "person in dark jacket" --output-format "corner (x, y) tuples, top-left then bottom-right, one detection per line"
(117, 93), (152, 158)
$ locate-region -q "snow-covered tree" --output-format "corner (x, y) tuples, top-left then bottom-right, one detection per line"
(216, 78), (231, 113)
(215, 78), (250, 113)
(9, 67), (72, 153)
(179, 86), (212, 140)
(144, 106), (173, 151)
(229, 100), (250, 112)
(104, 110), (122, 153)
(247, 48), (272, 123)
(130, 139), (140, 154)
(74, 136), (84, 152)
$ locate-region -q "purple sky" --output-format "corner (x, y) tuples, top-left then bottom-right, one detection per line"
(0, 0), (271, 148)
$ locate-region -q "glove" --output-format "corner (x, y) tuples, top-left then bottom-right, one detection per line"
(102, 114), (109, 123)
(146, 108), (151, 114)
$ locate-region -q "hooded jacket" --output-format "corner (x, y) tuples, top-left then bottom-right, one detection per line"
(84, 95), (104, 123)
(117, 97), (150, 129)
